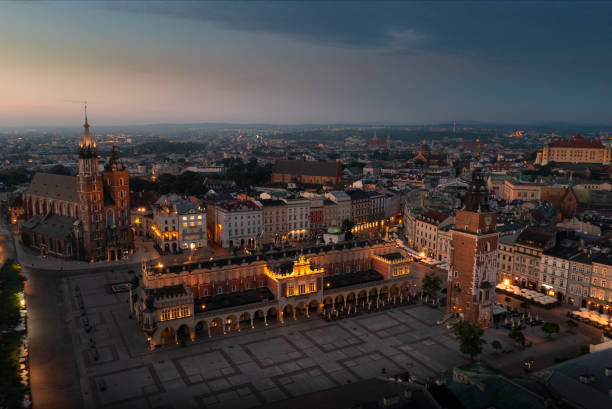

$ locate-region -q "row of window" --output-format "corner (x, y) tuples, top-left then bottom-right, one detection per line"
(181, 215), (203, 221)
(287, 282), (317, 296)
(182, 221), (203, 228)
(159, 305), (191, 322)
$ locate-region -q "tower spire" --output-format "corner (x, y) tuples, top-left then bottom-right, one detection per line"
(79, 104), (97, 155)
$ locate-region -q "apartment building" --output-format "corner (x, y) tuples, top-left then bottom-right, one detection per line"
(285, 197), (310, 241)
(260, 199), (287, 245)
(152, 194), (206, 253)
(589, 254), (612, 313)
(325, 191), (351, 224)
(497, 233), (518, 284)
(568, 253), (595, 307)
(414, 210), (453, 259)
(540, 246), (580, 301)
(512, 228), (556, 289)
(211, 200), (262, 249)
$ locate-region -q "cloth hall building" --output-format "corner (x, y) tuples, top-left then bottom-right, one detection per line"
(129, 240), (445, 348)
(21, 109), (132, 261)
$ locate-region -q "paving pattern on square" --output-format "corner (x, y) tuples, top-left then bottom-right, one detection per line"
(354, 312), (414, 338)
(240, 335), (305, 368)
(299, 323), (364, 352)
(66, 271), (467, 409)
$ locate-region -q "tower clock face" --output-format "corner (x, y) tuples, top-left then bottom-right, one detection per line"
(485, 215), (493, 225)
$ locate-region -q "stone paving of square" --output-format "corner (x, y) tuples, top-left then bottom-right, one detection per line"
(65, 270), (467, 409)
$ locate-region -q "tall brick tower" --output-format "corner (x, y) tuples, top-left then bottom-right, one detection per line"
(446, 162), (498, 327)
(77, 105), (106, 261)
(103, 145), (132, 259)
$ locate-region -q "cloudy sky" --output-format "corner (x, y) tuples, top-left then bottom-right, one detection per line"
(1, 1), (611, 126)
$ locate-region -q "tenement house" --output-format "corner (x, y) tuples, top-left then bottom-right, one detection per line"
(540, 245), (580, 302)
(568, 252), (596, 308)
(589, 254), (612, 314)
(151, 194), (206, 253)
(413, 210), (453, 259)
(208, 200), (262, 249)
(512, 227), (556, 289)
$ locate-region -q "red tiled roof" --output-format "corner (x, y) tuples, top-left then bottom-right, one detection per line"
(549, 134), (604, 149)
(418, 210), (450, 224)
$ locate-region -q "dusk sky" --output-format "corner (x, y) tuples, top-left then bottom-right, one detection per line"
(2, 1), (612, 126)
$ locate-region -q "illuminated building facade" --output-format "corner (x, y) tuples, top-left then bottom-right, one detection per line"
(152, 194), (206, 253)
(129, 240), (444, 348)
(589, 255), (612, 313)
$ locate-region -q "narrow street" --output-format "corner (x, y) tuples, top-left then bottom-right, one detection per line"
(1, 215), (84, 409)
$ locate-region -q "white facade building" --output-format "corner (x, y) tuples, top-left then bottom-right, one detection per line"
(325, 191), (351, 223)
(285, 197), (310, 241)
(540, 247), (579, 300)
(213, 200), (262, 249)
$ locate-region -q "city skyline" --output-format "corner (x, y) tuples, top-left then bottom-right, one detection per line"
(2, 1), (612, 127)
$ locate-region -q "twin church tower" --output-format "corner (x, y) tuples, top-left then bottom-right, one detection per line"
(23, 107), (132, 261)
(77, 106), (131, 260)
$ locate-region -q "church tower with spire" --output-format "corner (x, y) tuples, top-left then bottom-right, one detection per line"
(446, 162), (499, 327)
(77, 105), (106, 260)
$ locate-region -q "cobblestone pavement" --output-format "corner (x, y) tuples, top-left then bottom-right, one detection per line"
(64, 270), (466, 409)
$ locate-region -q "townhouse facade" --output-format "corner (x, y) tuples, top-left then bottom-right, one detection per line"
(152, 195), (206, 253)
(540, 246), (580, 301)
(414, 210), (453, 259)
(512, 228), (556, 289)
(590, 255), (612, 312)
(568, 253), (595, 308)
(210, 200), (262, 249)
(260, 199), (287, 245)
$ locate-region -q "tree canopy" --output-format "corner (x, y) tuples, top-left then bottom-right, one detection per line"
(453, 321), (486, 361)
(422, 273), (443, 299)
(509, 329), (526, 348)
(491, 340), (502, 353)
(541, 322), (560, 338)
(0, 168), (32, 187)
(130, 158), (273, 194)
(47, 164), (72, 176)
(0, 260), (27, 408)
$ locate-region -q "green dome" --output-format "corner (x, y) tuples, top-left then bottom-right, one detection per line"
(327, 226), (341, 234)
